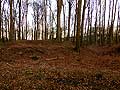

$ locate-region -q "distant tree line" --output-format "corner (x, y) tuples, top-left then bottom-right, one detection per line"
(0, 0), (120, 52)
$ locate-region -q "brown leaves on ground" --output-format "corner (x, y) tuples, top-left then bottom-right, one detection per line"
(0, 40), (120, 90)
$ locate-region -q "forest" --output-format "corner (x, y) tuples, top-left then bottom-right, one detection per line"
(0, 0), (120, 90)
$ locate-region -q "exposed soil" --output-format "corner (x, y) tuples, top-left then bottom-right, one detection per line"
(0, 40), (120, 90)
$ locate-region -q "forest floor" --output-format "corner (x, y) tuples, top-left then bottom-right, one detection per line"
(0, 40), (120, 90)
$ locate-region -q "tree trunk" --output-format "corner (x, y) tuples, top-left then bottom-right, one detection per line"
(44, 0), (47, 40)
(56, 0), (62, 41)
(87, 0), (90, 45)
(73, 13), (77, 42)
(94, 0), (98, 45)
(67, 1), (72, 40)
(18, 0), (21, 40)
(22, 26), (24, 40)
(73, 0), (77, 42)
(98, 0), (101, 45)
(107, 0), (111, 44)
(102, 0), (106, 45)
(116, 8), (120, 43)
(80, 0), (86, 46)
(0, 0), (1, 39)
(109, 0), (118, 44)
(25, 0), (28, 40)
(63, 3), (66, 39)
(32, 29), (33, 40)
(9, 0), (14, 41)
(42, 15), (44, 40)
(2, 18), (3, 39)
(26, 14), (27, 40)
(36, 10), (39, 40)
(75, 0), (82, 52)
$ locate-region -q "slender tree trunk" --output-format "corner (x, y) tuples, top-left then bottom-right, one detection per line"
(8, 19), (9, 40)
(34, 30), (35, 40)
(44, 0), (47, 40)
(5, 24), (7, 40)
(25, 0), (28, 40)
(98, 0), (101, 45)
(18, 0), (21, 40)
(9, 0), (14, 41)
(116, 18), (119, 44)
(63, 3), (66, 39)
(73, 13), (77, 42)
(116, 8), (120, 43)
(109, 0), (114, 44)
(102, 0), (106, 45)
(118, 9), (120, 42)
(107, 0), (111, 44)
(75, 0), (82, 52)
(80, 0), (86, 46)
(0, 0), (1, 39)
(32, 29), (33, 40)
(94, 0), (98, 45)
(67, 1), (71, 40)
(22, 26), (24, 40)
(57, 0), (62, 41)
(51, 13), (54, 40)
(110, 0), (118, 44)
(36, 10), (39, 40)
(73, 0), (77, 42)
(87, 0), (90, 45)
(84, 17), (88, 46)
(2, 18), (3, 39)
(42, 15), (44, 40)
(25, 13), (28, 40)
(90, 6), (93, 45)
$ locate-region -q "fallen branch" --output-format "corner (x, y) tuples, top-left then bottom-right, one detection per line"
(45, 57), (58, 61)
(45, 56), (64, 61)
